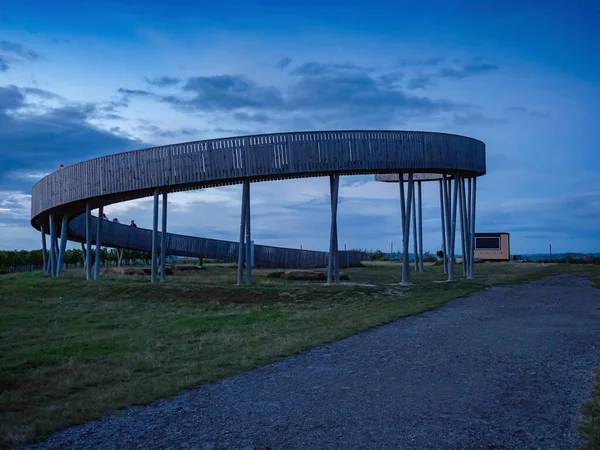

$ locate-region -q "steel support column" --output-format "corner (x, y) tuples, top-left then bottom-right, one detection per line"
(85, 203), (92, 280)
(441, 175), (452, 276)
(49, 213), (56, 277)
(80, 242), (86, 270)
(151, 190), (159, 283)
(458, 176), (467, 277)
(41, 224), (48, 274)
(418, 180), (424, 272)
(470, 177), (477, 279)
(411, 185), (418, 271)
(327, 174), (340, 284)
(41, 223), (48, 274)
(439, 180), (447, 274)
(447, 174), (459, 281)
(460, 177), (469, 277)
(160, 192), (168, 282)
(237, 181), (249, 285)
(333, 176), (340, 284)
(54, 236), (59, 268)
(245, 181), (252, 285)
(57, 215), (68, 276)
(467, 178), (472, 278)
(400, 172), (414, 285)
(94, 206), (103, 280)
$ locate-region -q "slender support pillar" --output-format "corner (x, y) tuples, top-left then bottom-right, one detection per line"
(94, 206), (103, 280)
(160, 192), (168, 282)
(467, 177), (473, 278)
(85, 203), (92, 280)
(411, 186), (418, 271)
(400, 172), (414, 285)
(118, 249), (124, 267)
(81, 242), (86, 269)
(470, 177), (477, 279)
(399, 174), (407, 282)
(49, 214), (56, 277)
(54, 236), (59, 267)
(333, 176), (340, 283)
(448, 173), (459, 282)
(245, 182), (252, 285)
(459, 177), (469, 277)
(457, 176), (466, 277)
(418, 181), (424, 272)
(441, 175), (452, 275)
(327, 175), (340, 284)
(439, 180), (448, 274)
(41, 224), (48, 274)
(237, 181), (249, 285)
(57, 215), (68, 276)
(151, 190), (159, 284)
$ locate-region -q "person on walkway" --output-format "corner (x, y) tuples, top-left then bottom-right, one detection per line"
(102, 213), (108, 220)
(130, 220), (137, 227)
(113, 218), (119, 224)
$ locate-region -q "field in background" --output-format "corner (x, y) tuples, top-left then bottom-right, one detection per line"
(1, 262), (599, 448)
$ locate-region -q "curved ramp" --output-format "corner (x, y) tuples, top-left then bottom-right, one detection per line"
(30, 130), (485, 278)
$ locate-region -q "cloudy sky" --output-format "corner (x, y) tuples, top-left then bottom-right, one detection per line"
(1, 0), (599, 255)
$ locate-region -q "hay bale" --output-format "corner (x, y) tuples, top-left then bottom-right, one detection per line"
(280, 270), (327, 281)
(102, 267), (147, 277)
(279, 270), (350, 281)
(173, 264), (205, 272)
(266, 271), (285, 278)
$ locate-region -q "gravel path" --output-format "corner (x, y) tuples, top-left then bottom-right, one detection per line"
(27, 274), (600, 450)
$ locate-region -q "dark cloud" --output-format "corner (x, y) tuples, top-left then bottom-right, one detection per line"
(505, 106), (548, 119)
(398, 57), (445, 67)
(117, 88), (155, 97)
(144, 76), (181, 87)
(378, 72), (404, 86)
(0, 85), (144, 192)
(438, 63), (498, 80)
(275, 57), (292, 70)
(136, 123), (200, 138)
(289, 61), (375, 76)
(233, 111), (270, 123)
(287, 72), (456, 117)
(449, 112), (506, 126)
(21, 87), (63, 100)
(162, 74), (284, 111)
(0, 56), (7, 72)
(99, 113), (126, 120)
(406, 76), (433, 90)
(100, 98), (130, 112)
(405, 59), (498, 90)
(212, 126), (259, 136)
(0, 40), (41, 61)
(119, 61), (468, 126)
(0, 85), (25, 111)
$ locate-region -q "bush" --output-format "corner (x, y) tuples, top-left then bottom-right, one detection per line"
(370, 250), (385, 261)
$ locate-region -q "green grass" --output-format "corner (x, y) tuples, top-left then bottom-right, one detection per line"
(1, 262), (598, 448)
(580, 371), (600, 450)
(578, 266), (600, 449)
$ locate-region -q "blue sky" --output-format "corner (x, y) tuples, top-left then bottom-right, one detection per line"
(1, 0), (599, 254)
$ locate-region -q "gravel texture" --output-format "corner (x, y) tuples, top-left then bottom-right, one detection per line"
(26, 274), (600, 450)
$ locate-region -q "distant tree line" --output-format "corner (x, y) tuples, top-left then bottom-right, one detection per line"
(513, 254), (600, 264)
(349, 249), (438, 263)
(0, 248), (154, 273)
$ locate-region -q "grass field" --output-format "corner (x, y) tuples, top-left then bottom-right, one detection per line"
(1, 261), (599, 448)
